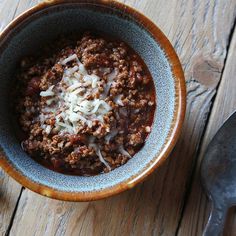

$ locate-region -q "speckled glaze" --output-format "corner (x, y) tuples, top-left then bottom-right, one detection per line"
(0, 0), (186, 201)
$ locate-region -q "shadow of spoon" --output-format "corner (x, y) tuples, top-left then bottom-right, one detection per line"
(201, 111), (236, 236)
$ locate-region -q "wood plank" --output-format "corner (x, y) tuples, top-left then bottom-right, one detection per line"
(0, 0), (21, 32)
(0, 169), (21, 236)
(178, 25), (236, 236)
(0, 1), (39, 235)
(1, 0), (236, 235)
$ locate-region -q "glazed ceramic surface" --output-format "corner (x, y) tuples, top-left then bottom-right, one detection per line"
(0, 0), (185, 201)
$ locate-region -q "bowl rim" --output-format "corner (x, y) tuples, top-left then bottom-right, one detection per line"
(0, 0), (186, 201)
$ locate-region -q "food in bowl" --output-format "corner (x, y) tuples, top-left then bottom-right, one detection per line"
(14, 32), (156, 176)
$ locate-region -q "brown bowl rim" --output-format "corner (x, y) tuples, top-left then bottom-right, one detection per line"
(0, 0), (186, 201)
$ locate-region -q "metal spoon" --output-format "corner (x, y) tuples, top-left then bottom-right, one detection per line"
(201, 111), (236, 236)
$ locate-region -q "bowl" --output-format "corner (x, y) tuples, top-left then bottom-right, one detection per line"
(0, 0), (186, 201)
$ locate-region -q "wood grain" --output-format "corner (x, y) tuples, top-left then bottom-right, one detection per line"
(0, 0), (236, 235)
(0, 169), (21, 236)
(0, 1), (39, 235)
(178, 25), (236, 236)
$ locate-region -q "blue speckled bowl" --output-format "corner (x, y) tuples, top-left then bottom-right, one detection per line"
(0, 0), (186, 201)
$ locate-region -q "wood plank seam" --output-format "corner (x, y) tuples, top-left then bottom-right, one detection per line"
(174, 80), (216, 235)
(11, 0), (21, 22)
(5, 188), (24, 236)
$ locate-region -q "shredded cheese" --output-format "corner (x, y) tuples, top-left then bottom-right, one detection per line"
(119, 146), (132, 159)
(114, 94), (124, 106)
(38, 54), (132, 167)
(89, 143), (111, 170)
(61, 54), (78, 65)
(40, 54), (113, 135)
(40, 90), (55, 97)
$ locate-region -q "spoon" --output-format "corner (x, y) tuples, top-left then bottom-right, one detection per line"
(201, 111), (236, 236)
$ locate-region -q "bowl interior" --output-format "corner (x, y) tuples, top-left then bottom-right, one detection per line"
(0, 3), (175, 193)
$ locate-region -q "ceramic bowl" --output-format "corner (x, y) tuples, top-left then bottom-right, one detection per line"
(0, 0), (186, 201)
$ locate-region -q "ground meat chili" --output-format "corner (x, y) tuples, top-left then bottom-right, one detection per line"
(14, 32), (156, 176)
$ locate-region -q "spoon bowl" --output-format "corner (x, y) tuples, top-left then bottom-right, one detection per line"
(201, 111), (236, 235)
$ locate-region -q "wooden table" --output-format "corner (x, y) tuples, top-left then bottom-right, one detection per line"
(1, 0), (236, 235)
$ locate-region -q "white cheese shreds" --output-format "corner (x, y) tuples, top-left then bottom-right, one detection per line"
(114, 94), (124, 106)
(40, 86), (55, 97)
(79, 64), (87, 75)
(40, 90), (55, 97)
(75, 100), (111, 116)
(58, 141), (64, 148)
(45, 98), (55, 105)
(68, 112), (81, 122)
(102, 69), (118, 97)
(33, 50), (140, 170)
(97, 148), (111, 170)
(72, 65), (79, 71)
(87, 120), (93, 128)
(21, 141), (26, 151)
(74, 72), (81, 80)
(61, 54), (78, 65)
(145, 126), (151, 132)
(83, 74), (99, 88)
(45, 125), (52, 134)
(119, 146), (132, 159)
(89, 143), (111, 170)
(72, 88), (85, 95)
(39, 58), (115, 135)
(67, 83), (82, 92)
(96, 115), (104, 122)
(57, 122), (74, 133)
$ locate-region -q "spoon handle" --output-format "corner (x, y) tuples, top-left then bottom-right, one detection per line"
(203, 202), (227, 236)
